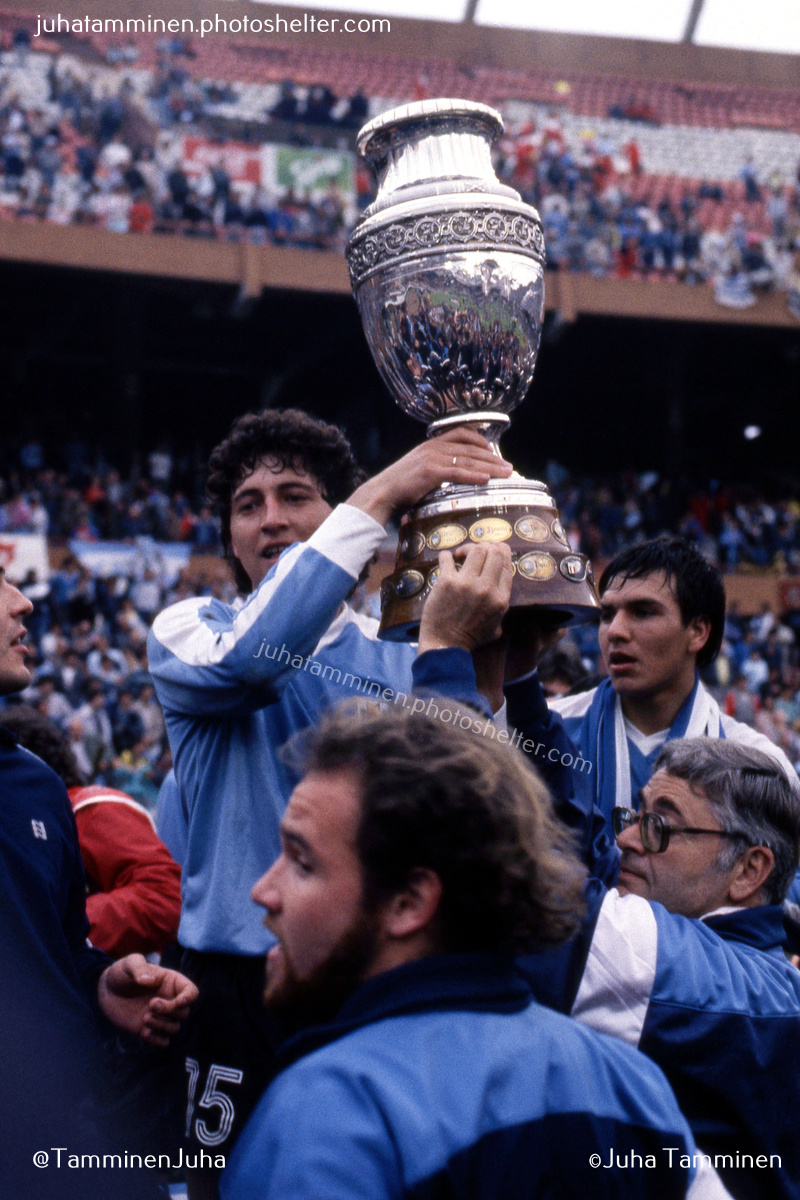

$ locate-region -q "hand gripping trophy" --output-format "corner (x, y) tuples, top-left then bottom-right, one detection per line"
(345, 98), (599, 638)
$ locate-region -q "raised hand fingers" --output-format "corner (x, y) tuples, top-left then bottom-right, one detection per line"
(348, 429), (514, 525)
(418, 542), (512, 653)
(429, 430), (512, 482)
(455, 542), (513, 590)
(485, 543), (514, 603)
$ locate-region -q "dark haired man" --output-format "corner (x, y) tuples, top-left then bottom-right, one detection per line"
(221, 707), (726, 1200)
(0, 568), (196, 1200)
(202, 408), (369, 594)
(521, 737), (800, 1200)
(148, 408), (514, 1191)
(551, 536), (795, 821)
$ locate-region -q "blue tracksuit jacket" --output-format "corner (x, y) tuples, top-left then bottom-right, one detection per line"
(507, 672), (800, 1200)
(148, 503), (491, 954)
(221, 955), (728, 1200)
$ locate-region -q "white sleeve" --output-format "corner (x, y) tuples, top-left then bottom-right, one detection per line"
(687, 1160), (734, 1199)
(148, 504), (386, 716)
(571, 889), (658, 1047)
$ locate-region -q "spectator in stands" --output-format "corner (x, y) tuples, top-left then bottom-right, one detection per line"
(756, 692), (782, 743)
(742, 646), (770, 693)
(148, 441), (173, 488)
(116, 595), (149, 642)
(112, 687), (146, 753)
(725, 672), (759, 726)
(269, 81), (300, 123)
(191, 503), (221, 551)
(130, 566), (164, 622)
(740, 154), (762, 203)
(767, 183), (788, 240)
(304, 85), (336, 126)
(339, 88), (368, 129)
(74, 676), (115, 775)
(34, 669), (74, 728)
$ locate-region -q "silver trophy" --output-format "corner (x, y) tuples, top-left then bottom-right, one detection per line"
(346, 98), (598, 639)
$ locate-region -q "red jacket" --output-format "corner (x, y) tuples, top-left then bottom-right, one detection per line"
(68, 785), (182, 958)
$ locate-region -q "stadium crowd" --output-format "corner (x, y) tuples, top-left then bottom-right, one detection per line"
(4, 432), (800, 798)
(2, 37), (800, 309)
(7, 435), (800, 566)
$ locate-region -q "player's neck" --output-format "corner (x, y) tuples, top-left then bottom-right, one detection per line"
(619, 671), (697, 737)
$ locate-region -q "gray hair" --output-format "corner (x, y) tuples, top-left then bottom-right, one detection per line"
(653, 738), (800, 904)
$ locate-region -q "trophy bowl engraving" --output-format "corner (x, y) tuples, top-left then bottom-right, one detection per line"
(347, 99), (545, 431)
(352, 246), (544, 428)
(346, 99), (599, 638)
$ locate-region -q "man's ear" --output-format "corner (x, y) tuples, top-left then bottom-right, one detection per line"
(728, 845), (775, 905)
(382, 868), (442, 941)
(686, 616), (712, 658)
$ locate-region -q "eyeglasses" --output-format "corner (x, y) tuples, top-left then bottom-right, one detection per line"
(611, 806), (744, 854)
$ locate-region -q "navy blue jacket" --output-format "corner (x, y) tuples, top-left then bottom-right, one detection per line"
(504, 671), (619, 885)
(0, 728), (154, 1200)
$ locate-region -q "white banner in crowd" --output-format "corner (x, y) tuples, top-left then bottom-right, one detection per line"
(68, 540), (191, 584)
(180, 136), (356, 207)
(0, 533), (50, 583)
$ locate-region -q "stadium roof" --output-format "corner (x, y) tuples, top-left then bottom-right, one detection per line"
(254, 0), (800, 55)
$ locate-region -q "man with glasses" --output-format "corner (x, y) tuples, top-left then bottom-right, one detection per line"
(520, 736), (800, 1200)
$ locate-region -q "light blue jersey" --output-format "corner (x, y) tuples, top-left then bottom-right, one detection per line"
(149, 504), (485, 955)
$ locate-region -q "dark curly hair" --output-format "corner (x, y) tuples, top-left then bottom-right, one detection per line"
(293, 704), (587, 954)
(599, 535), (726, 667)
(0, 704), (85, 788)
(206, 409), (366, 592)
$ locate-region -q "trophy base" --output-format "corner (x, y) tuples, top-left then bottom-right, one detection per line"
(378, 477), (600, 641)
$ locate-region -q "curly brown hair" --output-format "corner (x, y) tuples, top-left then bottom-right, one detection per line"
(293, 704), (587, 954)
(206, 409), (366, 592)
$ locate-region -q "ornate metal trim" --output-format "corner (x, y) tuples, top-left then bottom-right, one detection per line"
(346, 207), (545, 290)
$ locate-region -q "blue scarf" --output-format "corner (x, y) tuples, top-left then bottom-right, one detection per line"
(585, 675), (722, 820)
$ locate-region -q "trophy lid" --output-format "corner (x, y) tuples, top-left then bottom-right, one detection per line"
(357, 98), (504, 170)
